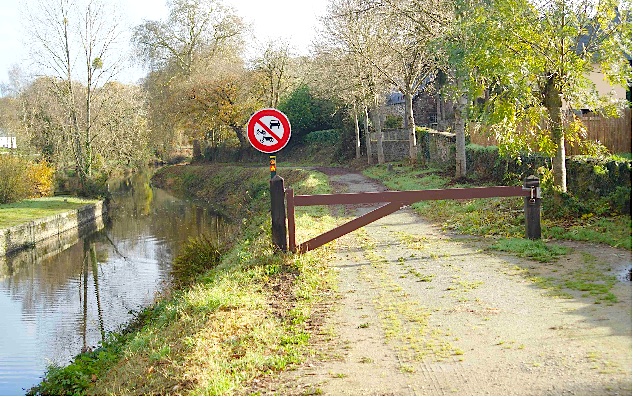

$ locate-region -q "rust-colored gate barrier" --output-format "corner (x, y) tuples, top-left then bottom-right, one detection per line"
(272, 176), (541, 254)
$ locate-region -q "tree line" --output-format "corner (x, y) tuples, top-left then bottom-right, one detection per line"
(0, 0), (630, 196)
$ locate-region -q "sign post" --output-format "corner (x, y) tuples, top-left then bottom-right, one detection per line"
(247, 108), (291, 252)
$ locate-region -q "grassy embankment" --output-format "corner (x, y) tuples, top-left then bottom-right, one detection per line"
(29, 165), (340, 396)
(0, 197), (99, 229)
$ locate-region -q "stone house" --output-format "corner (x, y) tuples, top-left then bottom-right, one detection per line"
(383, 89), (455, 131)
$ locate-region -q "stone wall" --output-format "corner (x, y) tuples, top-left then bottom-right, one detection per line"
(0, 201), (107, 256)
(369, 128), (456, 166)
(423, 130), (456, 168)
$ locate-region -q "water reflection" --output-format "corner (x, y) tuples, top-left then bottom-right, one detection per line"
(0, 170), (230, 395)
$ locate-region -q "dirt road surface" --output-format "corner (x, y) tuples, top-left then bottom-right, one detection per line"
(265, 168), (632, 396)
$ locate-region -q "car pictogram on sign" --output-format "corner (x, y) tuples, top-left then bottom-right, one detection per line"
(247, 108), (291, 153)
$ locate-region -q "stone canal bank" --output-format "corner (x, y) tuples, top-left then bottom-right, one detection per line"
(0, 201), (107, 256)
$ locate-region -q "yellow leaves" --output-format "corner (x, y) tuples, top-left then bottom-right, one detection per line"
(27, 160), (55, 198)
(0, 156), (55, 204)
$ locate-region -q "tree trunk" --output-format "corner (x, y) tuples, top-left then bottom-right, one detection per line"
(232, 124), (248, 150)
(543, 76), (567, 192)
(436, 92), (442, 127)
(353, 103), (361, 159)
(454, 85), (467, 178)
(85, 68), (93, 178)
(63, 15), (86, 189)
(364, 105), (372, 164)
(404, 92), (416, 163)
(371, 107), (385, 165)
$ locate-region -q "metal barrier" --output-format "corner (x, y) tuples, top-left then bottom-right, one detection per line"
(270, 175), (541, 254)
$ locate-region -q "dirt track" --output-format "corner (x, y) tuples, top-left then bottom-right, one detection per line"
(270, 168), (632, 395)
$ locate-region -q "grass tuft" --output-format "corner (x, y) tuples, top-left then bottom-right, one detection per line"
(490, 238), (570, 263)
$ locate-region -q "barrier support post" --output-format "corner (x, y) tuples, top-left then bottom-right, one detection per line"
(286, 188), (296, 253)
(270, 175), (287, 252)
(524, 175), (542, 240)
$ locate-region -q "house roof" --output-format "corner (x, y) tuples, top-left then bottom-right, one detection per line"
(576, 9), (632, 62)
(387, 92), (405, 105)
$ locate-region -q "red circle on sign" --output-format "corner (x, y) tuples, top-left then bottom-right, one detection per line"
(247, 108), (291, 153)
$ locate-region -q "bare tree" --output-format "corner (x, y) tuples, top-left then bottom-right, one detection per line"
(25, 0), (127, 189)
(252, 40), (296, 108)
(320, 0), (389, 164)
(132, 0), (244, 75)
(362, 0), (448, 163)
(321, 0), (449, 164)
(309, 45), (367, 160)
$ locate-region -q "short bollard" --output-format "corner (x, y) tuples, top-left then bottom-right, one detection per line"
(524, 175), (541, 240)
(270, 175), (287, 252)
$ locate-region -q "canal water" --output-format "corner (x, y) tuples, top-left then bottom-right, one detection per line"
(0, 171), (230, 395)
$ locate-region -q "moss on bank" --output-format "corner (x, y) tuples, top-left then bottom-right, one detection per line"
(28, 165), (338, 396)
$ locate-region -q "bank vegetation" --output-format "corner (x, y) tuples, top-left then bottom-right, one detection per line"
(27, 165), (339, 395)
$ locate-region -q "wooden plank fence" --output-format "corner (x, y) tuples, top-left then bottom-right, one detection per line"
(469, 108), (632, 155)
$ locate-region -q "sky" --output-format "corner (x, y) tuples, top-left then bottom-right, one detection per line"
(0, 0), (329, 86)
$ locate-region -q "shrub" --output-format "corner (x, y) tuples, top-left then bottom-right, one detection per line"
(0, 155), (30, 204)
(28, 161), (55, 197)
(303, 129), (341, 145)
(0, 155), (55, 204)
(604, 186), (631, 215)
(384, 115), (403, 129)
(171, 235), (226, 288)
(462, 145), (632, 216)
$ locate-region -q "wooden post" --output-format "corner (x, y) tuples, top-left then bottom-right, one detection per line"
(524, 175), (541, 240)
(287, 188), (296, 253)
(270, 175), (287, 251)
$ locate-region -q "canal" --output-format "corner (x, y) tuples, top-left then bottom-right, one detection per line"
(0, 171), (230, 395)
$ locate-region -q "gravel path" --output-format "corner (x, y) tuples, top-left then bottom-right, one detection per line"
(272, 169), (632, 396)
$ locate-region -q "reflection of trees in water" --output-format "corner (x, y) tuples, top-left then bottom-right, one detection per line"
(3, 171), (232, 311)
(80, 240), (105, 352)
(0, 168), (235, 368)
(108, 171), (233, 259)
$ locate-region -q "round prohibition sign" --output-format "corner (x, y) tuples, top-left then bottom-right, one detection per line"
(247, 108), (291, 153)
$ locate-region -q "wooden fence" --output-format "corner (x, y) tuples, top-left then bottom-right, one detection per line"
(469, 108), (632, 155)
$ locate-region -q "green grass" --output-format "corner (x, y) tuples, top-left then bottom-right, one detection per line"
(544, 216), (632, 249)
(490, 238), (571, 263)
(363, 163), (631, 248)
(0, 196), (98, 229)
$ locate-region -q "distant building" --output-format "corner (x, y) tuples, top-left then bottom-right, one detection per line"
(384, 88), (455, 131)
(0, 129), (17, 149)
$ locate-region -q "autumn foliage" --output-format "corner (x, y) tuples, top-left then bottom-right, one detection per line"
(0, 155), (55, 204)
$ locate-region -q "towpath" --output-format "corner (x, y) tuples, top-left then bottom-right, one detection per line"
(265, 168), (632, 395)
